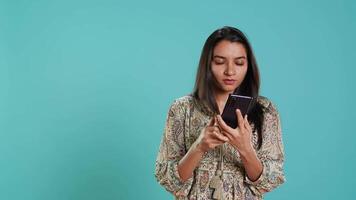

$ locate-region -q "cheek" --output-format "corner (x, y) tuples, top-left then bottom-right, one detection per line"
(238, 66), (248, 77)
(234, 67), (248, 86)
(211, 65), (222, 77)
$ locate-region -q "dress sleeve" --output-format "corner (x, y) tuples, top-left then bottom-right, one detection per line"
(154, 99), (194, 197)
(244, 100), (286, 197)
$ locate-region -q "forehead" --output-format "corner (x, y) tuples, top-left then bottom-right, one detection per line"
(213, 40), (247, 57)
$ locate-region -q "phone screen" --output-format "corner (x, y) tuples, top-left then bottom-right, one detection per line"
(221, 94), (254, 129)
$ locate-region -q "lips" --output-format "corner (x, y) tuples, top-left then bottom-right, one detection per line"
(223, 79), (236, 85)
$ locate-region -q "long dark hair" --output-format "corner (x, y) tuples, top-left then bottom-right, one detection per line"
(191, 26), (265, 148)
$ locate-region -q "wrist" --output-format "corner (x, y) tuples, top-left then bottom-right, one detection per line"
(193, 141), (207, 154)
(239, 144), (255, 160)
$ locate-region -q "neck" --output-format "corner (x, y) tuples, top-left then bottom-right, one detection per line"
(214, 90), (230, 105)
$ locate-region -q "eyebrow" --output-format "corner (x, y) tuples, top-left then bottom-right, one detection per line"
(213, 55), (246, 59)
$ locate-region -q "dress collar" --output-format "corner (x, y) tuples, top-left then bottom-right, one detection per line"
(190, 95), (216, 117)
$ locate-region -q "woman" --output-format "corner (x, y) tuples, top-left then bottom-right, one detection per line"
(155, 26), (285, 200)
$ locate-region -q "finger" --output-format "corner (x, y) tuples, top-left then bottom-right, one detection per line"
(220, 131), (236, 147)
(212, 126), (221, 134)
(216, 115), (235, 134)
(236, 109), (245, 130)
(220, 130), (233, 141)
(244, 115), (252, 133)
(210, 132), (229, 143)
(212, 130), (229, 142)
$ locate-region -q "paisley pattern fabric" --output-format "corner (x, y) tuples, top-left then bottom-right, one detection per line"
(155, 94), (285, 200)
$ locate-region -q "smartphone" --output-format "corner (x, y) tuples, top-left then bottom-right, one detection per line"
(221, 94), (254, 129)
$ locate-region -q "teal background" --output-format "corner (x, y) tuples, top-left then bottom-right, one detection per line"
(1, 0), (355, 199)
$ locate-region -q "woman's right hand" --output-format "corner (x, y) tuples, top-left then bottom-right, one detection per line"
(195, 116), (229, 153)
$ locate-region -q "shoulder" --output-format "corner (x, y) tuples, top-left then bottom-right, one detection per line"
(167, 94), (194, 114)
(172, 94), (194, 106)
(256, 95), (279, 115)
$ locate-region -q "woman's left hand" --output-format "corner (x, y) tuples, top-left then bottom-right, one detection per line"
(216, 109), (254, 154)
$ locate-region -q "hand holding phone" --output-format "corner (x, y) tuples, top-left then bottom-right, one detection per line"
(221, 94), (254, 129)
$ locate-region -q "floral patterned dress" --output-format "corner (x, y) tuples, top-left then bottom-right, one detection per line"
(154, 94), (285, 200)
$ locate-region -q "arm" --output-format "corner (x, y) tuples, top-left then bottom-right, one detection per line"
(154, 99), (194, 197)
(177, 141), (205, 181)
(239, 145), (263, 182)
(178, 115), (229, 182)
(216, 109), (264, 182)
(155, 99), (229, 197)
(244, 101), (286, 196)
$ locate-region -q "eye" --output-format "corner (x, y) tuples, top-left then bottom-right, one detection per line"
(214, 59), (224, 65)
(235, 60), (244, 65)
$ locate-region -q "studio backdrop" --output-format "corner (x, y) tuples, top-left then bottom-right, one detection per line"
(0, 0), (355, 199)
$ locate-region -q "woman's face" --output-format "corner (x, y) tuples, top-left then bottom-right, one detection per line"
(211, 40), (248, 94)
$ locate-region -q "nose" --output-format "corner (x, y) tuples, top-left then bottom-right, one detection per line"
(224, 62), (236, 75)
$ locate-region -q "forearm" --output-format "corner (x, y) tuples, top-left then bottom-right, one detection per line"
(177, 141), (205, 182)
(240, 147), (263, 182)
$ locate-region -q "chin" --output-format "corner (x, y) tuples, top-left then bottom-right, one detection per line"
(225, 85), (238, 91)
(216, 83), (238, 93)
(221, 87), (236, 94)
